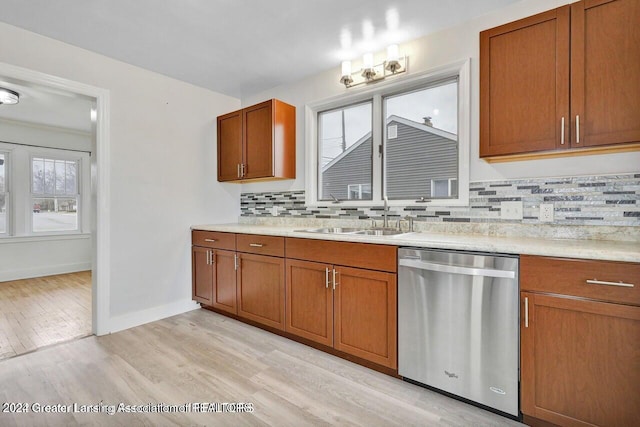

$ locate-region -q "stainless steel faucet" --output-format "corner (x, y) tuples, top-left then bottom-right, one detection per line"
(383, 197), (389, 228)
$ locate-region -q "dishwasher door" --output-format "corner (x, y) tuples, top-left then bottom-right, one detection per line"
(398, 248), (519, 417)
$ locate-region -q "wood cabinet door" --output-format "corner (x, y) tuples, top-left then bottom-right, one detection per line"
(480, 6), (570, 157)
(333, 266), (397, 369)
(237, 253), (285, 330)
(285, 259), (334, 346)
(192, 246), (213, 305)
(217, 110), (243, 182)
(570, 0), (640, 148)
(211, 249), (237, 315)
(242, 100), (273, 179)
(521, 292), (640, 427)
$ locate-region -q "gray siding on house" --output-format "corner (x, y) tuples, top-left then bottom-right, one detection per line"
(386, 120), (457, 200)
(321, 135), (372, 200)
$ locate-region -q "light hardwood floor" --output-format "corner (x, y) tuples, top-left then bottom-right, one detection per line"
(0, 309), (524, 426)
(0, 271), (91, 360)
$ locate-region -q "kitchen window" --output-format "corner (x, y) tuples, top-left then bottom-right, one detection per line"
(306, 59), (470, 207)
(0, 142), (89, 238)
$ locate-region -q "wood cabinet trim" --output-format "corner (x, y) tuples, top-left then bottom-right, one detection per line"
(285, 237), (397, 273)
(521, 255), (640, 306)
(192, 230), (236, 250)
(236, 233), (285, 257)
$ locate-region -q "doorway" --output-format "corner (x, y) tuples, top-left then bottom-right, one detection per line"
(0, 62), (110, 358)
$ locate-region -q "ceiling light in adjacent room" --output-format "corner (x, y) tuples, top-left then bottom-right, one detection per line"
(0, 88), (19, 105)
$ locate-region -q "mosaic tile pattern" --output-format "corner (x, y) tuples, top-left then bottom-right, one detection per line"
(241, 174), (640, 227)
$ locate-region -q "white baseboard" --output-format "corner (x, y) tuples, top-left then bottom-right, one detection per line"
(0, 262), (92, 282)
(107, 299), (200, 334)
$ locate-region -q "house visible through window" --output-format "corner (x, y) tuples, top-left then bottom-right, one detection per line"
(318, 101), (372, 201)
(309, 60), (470, 206)
(384, 79), (459, 200)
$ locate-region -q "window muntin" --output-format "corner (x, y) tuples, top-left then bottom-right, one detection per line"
(0, 152), (7, 234)
(384, 79), (459, 200)
(31, 157), (79, 233)
(318, 101), (373, 201)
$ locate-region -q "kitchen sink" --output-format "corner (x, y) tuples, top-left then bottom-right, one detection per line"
(353, 229), (406, 236)
(295, 227), (408, 236)
(295, 227), (364, 234)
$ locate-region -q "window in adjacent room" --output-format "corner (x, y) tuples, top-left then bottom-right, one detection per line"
(0, 152), (7, 235)
(31, 157), (79, 233)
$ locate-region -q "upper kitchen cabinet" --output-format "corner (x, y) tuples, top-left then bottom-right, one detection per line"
(217, 99), (296, 182)
(480, 0), (640, 161)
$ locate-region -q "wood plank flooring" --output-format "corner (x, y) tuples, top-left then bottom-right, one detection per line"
(0, 271), (91, 360)
(0, 309), (525, 426)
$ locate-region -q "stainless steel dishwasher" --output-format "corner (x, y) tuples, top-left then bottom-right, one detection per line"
(398, 248), (519, 418)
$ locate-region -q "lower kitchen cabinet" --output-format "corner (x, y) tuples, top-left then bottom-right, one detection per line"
(520, 255), (640, 427)
(192, 246), (213, 305)
(333, 266), (397, 369)
(285, 259), (333, 346)
(192, 230), (237, 309)
(237, 252), (285, 330)
(211, 250), (237, 315)
(285, 238), (398, 369)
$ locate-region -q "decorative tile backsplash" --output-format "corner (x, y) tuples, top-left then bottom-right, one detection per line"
(241, 174), (640, 227)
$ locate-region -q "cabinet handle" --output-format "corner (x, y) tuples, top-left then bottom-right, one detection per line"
(210, 251), (215, 265)
(325, 267), (330, 289)
(524, 297), (529, 328)
(249, 243), (264, 247)
(241, 163), (245, 177)
(576, 115), (580, 144)
(234, 254), (239, 270)
(204, 239), (217, 243)
(237, 163), (241, 178)
(205, 250), (210, 265)
(332, 268), (339, 290)
(586, 279), (634, 288)
(560, 117), (565, 145)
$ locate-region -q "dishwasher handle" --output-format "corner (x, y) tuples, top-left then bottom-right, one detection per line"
(399, 258), (516, 279)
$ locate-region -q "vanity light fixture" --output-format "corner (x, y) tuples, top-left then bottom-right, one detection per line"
(0, 87), (19, 105)
(339, 44), (407, 88)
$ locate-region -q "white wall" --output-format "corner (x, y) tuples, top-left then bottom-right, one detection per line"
(0, 22), (241, 329)
(240, 0), (640, 195)
(0, 118), (91, 151)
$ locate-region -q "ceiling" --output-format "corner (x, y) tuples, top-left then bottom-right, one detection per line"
(0, 79), (94, 132)
(0, 0), (521, 99)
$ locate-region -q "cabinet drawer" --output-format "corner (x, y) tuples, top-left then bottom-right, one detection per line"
(521, 255), (640, 306)
(192, 230), (236, 250)
(237, 234), (284, 257)
(286, 238), (397, 273)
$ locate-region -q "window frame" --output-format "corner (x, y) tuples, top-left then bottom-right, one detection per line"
(317, 99), (374, 202)
(0, 150), (10, 237)
(29, 151), (84, 236)
(305, 59), (470, 207)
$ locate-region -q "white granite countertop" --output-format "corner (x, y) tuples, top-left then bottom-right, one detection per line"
(192, 223), (640, 263)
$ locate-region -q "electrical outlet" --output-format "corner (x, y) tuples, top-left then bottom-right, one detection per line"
(271, 206), (279, 216)
(500, 201), (523, 220)
(539, 203), (554, 222)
